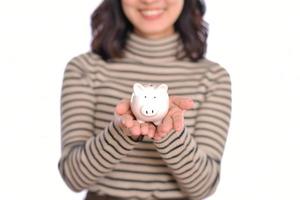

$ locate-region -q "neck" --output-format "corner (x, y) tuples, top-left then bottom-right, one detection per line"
(133, 28), (175, 40)
(122, 31), (186, 63)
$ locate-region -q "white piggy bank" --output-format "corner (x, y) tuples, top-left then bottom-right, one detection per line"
(130, 83), (169, 125)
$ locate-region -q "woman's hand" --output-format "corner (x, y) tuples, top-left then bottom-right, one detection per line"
(115, 99), (156, 139)
(153, 96), (194, 141)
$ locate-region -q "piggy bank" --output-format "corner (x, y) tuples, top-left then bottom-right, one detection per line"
(130, 83), (169, 125)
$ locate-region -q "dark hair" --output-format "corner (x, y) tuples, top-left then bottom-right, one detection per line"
(91, 0), (208, 62)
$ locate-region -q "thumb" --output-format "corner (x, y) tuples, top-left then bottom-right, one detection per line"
(115, 99), (131, 115)
(170, 96), (194, 110)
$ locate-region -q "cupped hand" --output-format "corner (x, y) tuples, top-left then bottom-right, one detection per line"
(153, 96), (194, 140)
(115, 99), (156, 138)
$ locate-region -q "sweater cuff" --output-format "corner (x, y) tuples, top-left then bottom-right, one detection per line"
(153, 127), (188, 152)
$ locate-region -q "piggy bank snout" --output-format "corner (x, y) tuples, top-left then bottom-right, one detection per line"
(141, 105), (158, 117)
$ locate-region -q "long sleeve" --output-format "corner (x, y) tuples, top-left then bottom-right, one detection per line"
(58, 58), (139, 192)
(154, 67), (232, 200)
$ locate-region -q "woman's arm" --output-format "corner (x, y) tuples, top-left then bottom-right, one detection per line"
(58, 58), (139, 192)
(154, 67), (232, 199)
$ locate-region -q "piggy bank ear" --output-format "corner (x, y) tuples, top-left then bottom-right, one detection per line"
(157, 84), (168, 92)
(133, 83), (145, 95)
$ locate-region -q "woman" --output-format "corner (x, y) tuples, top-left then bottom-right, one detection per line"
(58, 0), (232, 199)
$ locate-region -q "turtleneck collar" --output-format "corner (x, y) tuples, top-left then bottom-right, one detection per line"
(123, 31), (186, 63)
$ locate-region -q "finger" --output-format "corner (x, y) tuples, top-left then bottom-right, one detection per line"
(154, 136), (162, 141)
(156, 107), (177, 136)
(153, 131), (162, 141)
(120, 126), (131, 136)
(172, 111), (184, 132)
(147, 123), (156, 138)
(121, 114), (134, 128)
(130, 121), (141, 136)
(167, 106), (180, 116)
(160, 107), (180, 132)
(154, 126), (165, 138)
(170, 96), (194, 110)
(115, 99), (131, 115)
(158, 115), (173, 133)
(154, 128), (165, 140)
(140, 123), (149, 135)
(116, 117), (131, 136)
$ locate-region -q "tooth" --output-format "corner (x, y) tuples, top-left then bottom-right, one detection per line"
(141, 10), (163, 16)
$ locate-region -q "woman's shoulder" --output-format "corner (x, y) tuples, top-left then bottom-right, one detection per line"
(64, 51), (107, 72)
(197, 58), (231, 77)
(67, 51), (106, 65)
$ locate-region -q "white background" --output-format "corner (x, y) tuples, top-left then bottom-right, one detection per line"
(0, 0), (299, 199)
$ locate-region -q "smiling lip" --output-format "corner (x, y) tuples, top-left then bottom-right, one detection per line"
(139, 9), (165, 20)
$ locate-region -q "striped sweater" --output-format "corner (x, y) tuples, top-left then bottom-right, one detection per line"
(58, 32), (232, 200)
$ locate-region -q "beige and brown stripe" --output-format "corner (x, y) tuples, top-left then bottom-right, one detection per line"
(58, 32), (232, 200)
